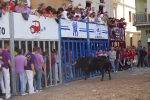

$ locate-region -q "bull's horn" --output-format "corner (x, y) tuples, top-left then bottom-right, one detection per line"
(72, 61), (76, 65)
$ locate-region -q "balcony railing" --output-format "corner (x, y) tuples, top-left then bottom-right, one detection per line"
(133, 13), (150, 25)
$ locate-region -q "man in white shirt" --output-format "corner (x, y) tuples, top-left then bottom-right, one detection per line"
(89, 7), (95, 14)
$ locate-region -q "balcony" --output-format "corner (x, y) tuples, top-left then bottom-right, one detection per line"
(133, 13), (150, 26)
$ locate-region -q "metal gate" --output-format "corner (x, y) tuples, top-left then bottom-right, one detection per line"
(0, 39), (61, 94)
(90, 40), (109, 56)
(61, 39), (87, 82)
(110, 41), (126, 48)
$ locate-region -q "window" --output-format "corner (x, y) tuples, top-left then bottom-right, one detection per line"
(100, 0), (105, 3)
(99, 6), (103, 14)
(129, 11), (132, 22)
(86, 1), (91, 7)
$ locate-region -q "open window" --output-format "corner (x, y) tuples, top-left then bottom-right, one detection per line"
(100, 0), (105, 3)
(99, 5), (103, 14)
(86, 1), (91, 7)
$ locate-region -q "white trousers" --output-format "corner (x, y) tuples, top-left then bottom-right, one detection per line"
(25, 70), (34, 92)
(55, 63), (59, 82)
(2, 67), (11, 98)
(0, 70), (5, 93)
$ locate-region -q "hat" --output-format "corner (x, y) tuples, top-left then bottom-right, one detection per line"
(68, 4), (72, 6)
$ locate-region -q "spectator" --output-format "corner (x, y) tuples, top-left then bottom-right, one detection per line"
(79, 15), (85, 22)
(38, 3), (45, 11)
(89, 7), (95, 14)
(74, 8), (81, 17)
(34, 47), (45, 92)
(1, 43), (13, 99)
(21, 2), (32, 15)
(116, 47), (121, 72)
(88, 13), (95, 23)
(55, 50), (59, 82)
(15, 1), (22, 13)
(44, 6), (52, 16)
(137, 46), (144, 68)
(51, 49), (56, 84)
(108, 47), (116, 73)
(15, 49), (27, 95)
(0, 48), (5, 96)
(96, 13), (103, 24)
(61, 3), (66, 11)
(143, 47), (148, 68)
(1, 2), (8, 15)
(25, 49), (36, 94)
(8, 0), (15, 11)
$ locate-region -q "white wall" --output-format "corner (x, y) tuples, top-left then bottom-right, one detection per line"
(116, 0), (137, 33)
(72, 0), (114, 17)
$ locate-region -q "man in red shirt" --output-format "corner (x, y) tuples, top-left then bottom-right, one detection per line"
(8, 0), (15, 11)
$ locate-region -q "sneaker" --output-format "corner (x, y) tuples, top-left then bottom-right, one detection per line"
(21, 93), (27, 96)
(6, 95), (11, 99)
(146, 67), (148, 68)
(29, 91), (36, 94)
(36, 90), (42, 93)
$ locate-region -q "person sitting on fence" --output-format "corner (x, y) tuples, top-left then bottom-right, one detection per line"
(8, 0), (15, 12)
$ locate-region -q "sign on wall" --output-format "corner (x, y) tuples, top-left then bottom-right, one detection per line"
(13, 13), (59, 40)
(0, 13), (10, 38)
(109, 27), (124, 41)
(60, 19), (87, 38)
(89, 24), (108, 39)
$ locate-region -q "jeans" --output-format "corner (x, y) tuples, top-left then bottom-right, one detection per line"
(116, 59), (119, 71)
(144, 59), (148, 67)
(130, 59), (133, 69)
(137, 57), (143, 67)
(35, 68), (42, 91)
(110, 59), (116, 72)
(19, 72), (26, 94)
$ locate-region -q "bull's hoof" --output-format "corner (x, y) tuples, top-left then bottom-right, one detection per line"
(101, 79), (103, 81)
(84, 78), (87, 80)
(109, 77), (111, 80)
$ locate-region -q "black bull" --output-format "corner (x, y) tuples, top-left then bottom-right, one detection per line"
(72, 56), (112, 81)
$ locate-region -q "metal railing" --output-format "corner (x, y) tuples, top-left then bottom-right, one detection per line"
(133, 12), (150, 24)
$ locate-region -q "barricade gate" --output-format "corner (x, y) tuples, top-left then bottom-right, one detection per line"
(61, 39), (87, 82)
(0, 39), (62, 94)
(90, 40), (108, 57)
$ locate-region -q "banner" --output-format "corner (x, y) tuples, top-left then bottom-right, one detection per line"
(89, 24), (108, 39)
(0, 13), (10, 38)
(13, 13), (59, 40)
(60, 19), (87, 38)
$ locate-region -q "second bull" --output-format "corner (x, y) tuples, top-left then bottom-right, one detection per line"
(72, 56), (112, 81)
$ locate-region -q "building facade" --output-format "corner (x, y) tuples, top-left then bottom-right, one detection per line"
(114, 0), (140, 47)
(72, 0), (114, 17)
(30, 0), (71, 10)
(134, 0), (150, 49)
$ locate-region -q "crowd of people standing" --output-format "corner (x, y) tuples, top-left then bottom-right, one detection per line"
(0, 44), (60, 99)
(96, 46), (149, 73)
